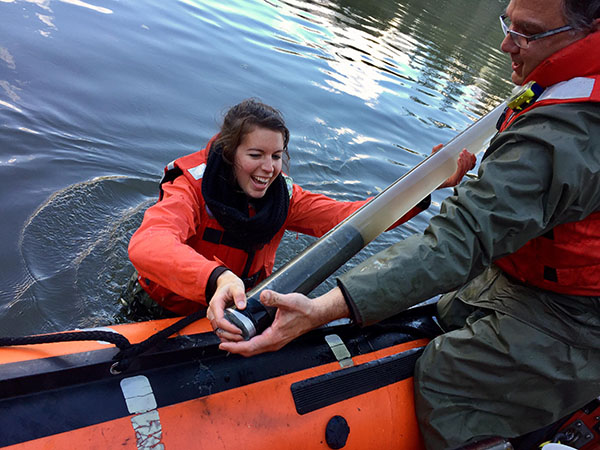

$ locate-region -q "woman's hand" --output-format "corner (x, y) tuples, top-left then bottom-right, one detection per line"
(433, 144), (477, 189)
(206, 270), (247, 342)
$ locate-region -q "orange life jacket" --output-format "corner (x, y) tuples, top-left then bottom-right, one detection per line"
(139, 135), (290, 311)
(494, 32), (600, 295)
(162, 135), (289, 288)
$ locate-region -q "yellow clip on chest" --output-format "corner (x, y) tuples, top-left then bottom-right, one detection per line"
(507, 81), (544, 111)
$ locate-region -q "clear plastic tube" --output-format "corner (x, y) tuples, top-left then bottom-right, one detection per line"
(347, 101), (506, 243)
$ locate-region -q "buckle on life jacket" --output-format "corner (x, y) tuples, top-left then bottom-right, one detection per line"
(507, 81), (544, 111)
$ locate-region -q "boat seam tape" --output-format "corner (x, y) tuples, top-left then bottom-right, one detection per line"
(120, 375), (165, 450)
(324, 334), (354, 368)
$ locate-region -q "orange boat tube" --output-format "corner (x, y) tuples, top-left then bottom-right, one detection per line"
(0, 307), (439, 449)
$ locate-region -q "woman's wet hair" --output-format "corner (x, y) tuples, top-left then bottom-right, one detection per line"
(214, 98), (290, 171)
(563, 0), (600, 31)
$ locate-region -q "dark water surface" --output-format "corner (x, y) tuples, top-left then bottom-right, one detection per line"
(0, 0), (511, 335)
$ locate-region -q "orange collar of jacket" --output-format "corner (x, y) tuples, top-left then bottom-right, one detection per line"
(524, 30), (600, 88)
(497, 32), (600, 132)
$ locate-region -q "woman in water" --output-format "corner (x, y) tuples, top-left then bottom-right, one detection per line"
(124, 98), (474, 319)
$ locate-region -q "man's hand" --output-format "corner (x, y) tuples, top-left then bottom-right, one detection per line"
(218, 287), (350, 357)
(433, 144), (477, 189)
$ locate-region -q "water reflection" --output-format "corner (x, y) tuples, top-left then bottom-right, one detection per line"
(0, 99), (22, 113)
(0, 77), (20, 105)
(0, 0), (112, 38)
(0, 0), (112, 14)
(271, 0), (511, 117)
(0, 47), (16, 69)
(269, 0), (416, 105)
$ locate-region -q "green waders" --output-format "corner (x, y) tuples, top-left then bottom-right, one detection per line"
(413, 283), (600, 450)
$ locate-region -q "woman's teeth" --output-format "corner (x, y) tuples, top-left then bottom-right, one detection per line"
(253, 176), (269, 185)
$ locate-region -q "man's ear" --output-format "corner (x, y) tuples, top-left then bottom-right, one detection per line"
(594, 18), (600, 31)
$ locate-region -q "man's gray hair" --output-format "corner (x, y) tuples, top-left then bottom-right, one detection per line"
(563, 0), (600, 30)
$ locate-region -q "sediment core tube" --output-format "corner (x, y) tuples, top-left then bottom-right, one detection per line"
(226, 102), (506, 339)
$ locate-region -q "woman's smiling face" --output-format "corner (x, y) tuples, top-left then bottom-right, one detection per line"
(233, 126), (284, 199)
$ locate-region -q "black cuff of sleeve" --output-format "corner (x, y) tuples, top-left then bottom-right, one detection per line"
(416, 194), (431, 211)
(336, 279), (362, 326)
(205, 266), (229, 304)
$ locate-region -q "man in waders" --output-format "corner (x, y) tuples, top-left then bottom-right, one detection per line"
(211, 0), (600, 448)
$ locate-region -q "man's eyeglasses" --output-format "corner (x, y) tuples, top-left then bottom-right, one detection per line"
(500, 14), (573, 49)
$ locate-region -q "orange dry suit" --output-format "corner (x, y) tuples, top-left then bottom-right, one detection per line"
(493, 33), (600, 296)
(128, 135), (427, 314)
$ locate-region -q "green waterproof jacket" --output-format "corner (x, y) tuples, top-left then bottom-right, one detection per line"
(338, 99), (600, 348)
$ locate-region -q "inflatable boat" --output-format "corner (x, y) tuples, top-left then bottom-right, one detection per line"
(1, 304), (599, 450)
(0, 305), (440, 449)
